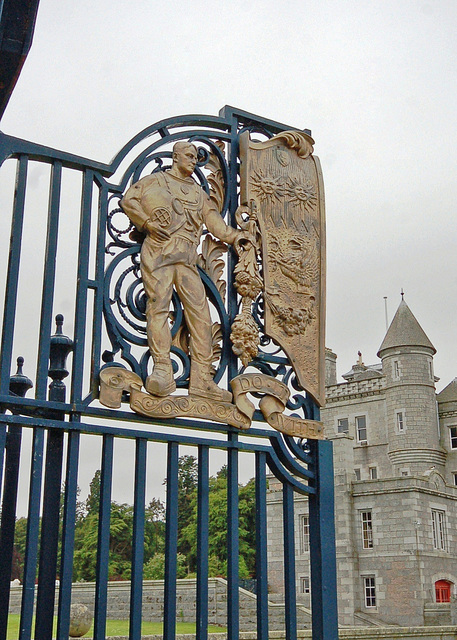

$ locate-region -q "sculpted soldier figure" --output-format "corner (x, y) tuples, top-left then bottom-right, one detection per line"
(121, 142), (248, 403)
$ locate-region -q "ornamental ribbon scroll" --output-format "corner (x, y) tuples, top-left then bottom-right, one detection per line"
(239, 130), (326, 406)
(99, 368), (323, 438)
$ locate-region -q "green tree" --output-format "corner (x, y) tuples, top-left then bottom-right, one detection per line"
(180, 468), (256, 578)
(174, 455), (198, 564)
(73, 502), (136, 581)
(12, 517), (28, 579)
(73, 512), (99, 581)
(238, 478), (256, 575)
(73, 469), (154, 582)
(143, 552), (187, 580)
(85, 469), (101, 515)
(144, 498), (165, 561)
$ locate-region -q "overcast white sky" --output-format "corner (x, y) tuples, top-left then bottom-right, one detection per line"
(2, 0), (457, 387)
(2, 0), (457, 506)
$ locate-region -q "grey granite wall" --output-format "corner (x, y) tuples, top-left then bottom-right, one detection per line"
(8, 578), (312, 632)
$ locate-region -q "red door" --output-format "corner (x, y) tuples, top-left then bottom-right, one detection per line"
(435, 580), (452, 603)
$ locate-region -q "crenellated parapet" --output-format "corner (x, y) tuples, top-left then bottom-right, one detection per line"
(325, 377), (386, 403)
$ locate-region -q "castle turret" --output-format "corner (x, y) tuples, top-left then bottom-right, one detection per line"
(325, 348), (338, 386)
(377, 297), (445, 475)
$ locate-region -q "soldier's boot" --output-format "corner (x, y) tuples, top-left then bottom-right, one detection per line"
(189, 361), (232, 403)
(145, 358), (176, 397)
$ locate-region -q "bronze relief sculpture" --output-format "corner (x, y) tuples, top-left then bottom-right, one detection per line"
(99, 132), (325, 438)
(120, 141), (250, 403)
(239, 130), (326, 406)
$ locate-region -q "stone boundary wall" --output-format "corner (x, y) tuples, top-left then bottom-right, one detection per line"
(8, 582), (457, 639)
(33, 628), (457, 640)
(8, 578), (312, 632)
(88, 629), (457, 640)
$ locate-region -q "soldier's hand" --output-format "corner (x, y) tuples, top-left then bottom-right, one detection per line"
(143, 220), (170, 242)
(234, 230), (257, 257)
(234, 205), (251, 230)
(236, 230), (256, 247)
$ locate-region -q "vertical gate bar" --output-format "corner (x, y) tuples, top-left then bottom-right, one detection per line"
(19, 427), (45, 640)
(227, 433), (239, 640)
(0, 422), (6, 503)
(56, 429), (81, 640)
(255, 451), (269, 640)
(226, 114), (240, 383)
(35, 429), (64, 640)
(308, 439), (338, 640)
(35, 160), (62, 399)
(0, 425), (23, 640)
(90, 183), (109, 388)
(196, 445), (209, 640)
(93, 433), (114, 640)
(129, 438), (147, 640)
(283, 482), (297, 640)
(70, 169), (94, 404)
(163, 441), (179, 640)
(0, 155), (28, 396)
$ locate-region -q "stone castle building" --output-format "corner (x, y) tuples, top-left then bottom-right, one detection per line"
(267, 297), (457, 627)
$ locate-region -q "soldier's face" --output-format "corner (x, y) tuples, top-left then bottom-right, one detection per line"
(174, 146), (198, 176)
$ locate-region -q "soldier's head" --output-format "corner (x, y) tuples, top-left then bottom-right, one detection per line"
(172, 142), (198, 178)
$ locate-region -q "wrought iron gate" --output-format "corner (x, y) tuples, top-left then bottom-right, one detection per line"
(0, 106), (338, 640)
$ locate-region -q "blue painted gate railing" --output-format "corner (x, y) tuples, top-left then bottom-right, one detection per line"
(0, 106), (338, 640)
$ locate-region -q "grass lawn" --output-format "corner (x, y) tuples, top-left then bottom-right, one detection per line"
(7, 615), (226, 639)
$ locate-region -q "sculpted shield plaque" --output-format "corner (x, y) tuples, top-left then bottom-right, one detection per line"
(239, 130), (326, 406)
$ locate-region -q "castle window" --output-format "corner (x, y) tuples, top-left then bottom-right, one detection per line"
(363, 576), (376, 608)
(354, 468), (361, 481)
(396, 411), (405, 433)
(356, 415), (367, 442)
(429, 361), (434, 380)
(450, 427), (457, 449)
(361, 511), (373, 549)
(300, 515), (309, 553)
(431, 509), (447, 551)
(300, 576), (310, 594)
(393, 360), (400, 380)
(453, 473), (457, 486)
(369, 467), (377, 480)
(337, 417), (349, 434)
(435, 580), (452, 603)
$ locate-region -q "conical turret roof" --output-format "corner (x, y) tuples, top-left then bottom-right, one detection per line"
(377, 298), (435, 357)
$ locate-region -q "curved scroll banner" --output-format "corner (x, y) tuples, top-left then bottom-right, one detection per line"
(99, 367), (143, 408)
(99, 366), (250, 430)
(231, 373), (323, 439)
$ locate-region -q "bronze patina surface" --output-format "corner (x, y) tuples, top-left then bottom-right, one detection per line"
(239, 130), (326, 406)
(99, 131), (325, 437)
(120, 141), (250, 404)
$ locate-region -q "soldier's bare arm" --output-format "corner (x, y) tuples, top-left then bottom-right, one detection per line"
(121, 179), (150, 230)
(204, 198), (254, 246)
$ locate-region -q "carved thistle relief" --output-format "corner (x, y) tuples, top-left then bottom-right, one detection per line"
(239, 130), (326, 406)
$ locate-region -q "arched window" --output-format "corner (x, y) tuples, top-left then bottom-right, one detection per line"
(435, 580), (452, 603)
